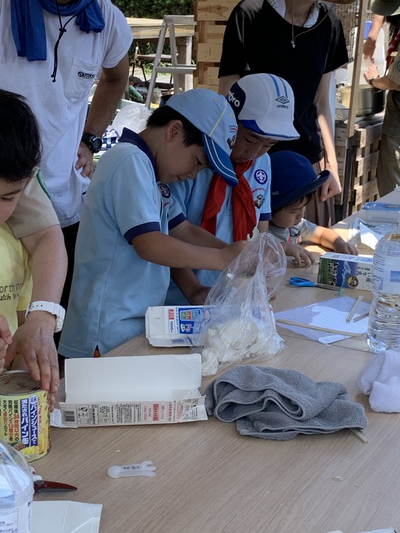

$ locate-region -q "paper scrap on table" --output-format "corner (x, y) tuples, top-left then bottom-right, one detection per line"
(350, 217), (399, 250)
(274, 295), (370, 343)
(32, 501), (102, 533)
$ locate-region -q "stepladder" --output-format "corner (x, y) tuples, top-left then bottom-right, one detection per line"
(145, 15), (196, 108)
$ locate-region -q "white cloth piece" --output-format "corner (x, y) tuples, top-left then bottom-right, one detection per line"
(357, 349), (400, 412)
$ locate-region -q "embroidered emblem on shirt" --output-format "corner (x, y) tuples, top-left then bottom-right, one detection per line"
(158, 183), (171, 198)
(254, 194), (264, 208)
(254, 169), (268, 184)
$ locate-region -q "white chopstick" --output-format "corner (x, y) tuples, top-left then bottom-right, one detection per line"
(352, 311), (369, 323)
(346, 296), (364, 323)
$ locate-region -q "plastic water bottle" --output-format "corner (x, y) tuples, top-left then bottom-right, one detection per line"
(0, 440), (33, 533)
(367, 228), (400, 353)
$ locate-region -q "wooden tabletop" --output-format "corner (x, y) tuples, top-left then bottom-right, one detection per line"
(126, 17), (196, 41)
(34, 190), (400, 533)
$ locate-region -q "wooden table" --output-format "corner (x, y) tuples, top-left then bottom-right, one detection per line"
(126, 17), (195, 92)
(35, 191), (400, 532)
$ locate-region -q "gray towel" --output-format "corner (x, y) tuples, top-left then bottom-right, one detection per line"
(205, 365), (368, 440)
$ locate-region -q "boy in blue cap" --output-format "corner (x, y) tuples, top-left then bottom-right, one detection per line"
(269, 151), (358, 267)
(166, 73), (299, 304)
(59, 88), (246, 358)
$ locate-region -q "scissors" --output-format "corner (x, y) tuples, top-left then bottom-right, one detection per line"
(289, 277), (342, 291)
(31, 468), (77, 493)
(34, 479), (77, 493)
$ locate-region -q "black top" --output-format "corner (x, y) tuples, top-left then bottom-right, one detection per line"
(219, 1), (348, 162)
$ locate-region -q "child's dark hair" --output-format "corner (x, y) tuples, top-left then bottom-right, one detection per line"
(147, 105), (203, 147)
(272, 191), (315, 215)
(0, 89), (42, 182)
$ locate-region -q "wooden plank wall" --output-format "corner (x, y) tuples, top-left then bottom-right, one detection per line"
(335, 116), (382, 214)
(194, 0), (237, 91)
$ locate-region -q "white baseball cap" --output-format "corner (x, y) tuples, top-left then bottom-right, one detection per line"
(226, 73), (299, 141)
(166, 89), (238, 186)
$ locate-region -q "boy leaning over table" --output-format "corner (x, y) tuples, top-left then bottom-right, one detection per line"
(0, 90), (42, 372)
(269, 151), (358, 267)
(58, 89), (247, 359)
(165, 73), (300, 305)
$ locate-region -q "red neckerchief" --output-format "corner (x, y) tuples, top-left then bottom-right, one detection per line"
(201, 161), (257, 241)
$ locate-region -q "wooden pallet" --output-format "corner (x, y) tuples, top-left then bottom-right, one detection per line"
(335, 115), (382, 214)
(194, 0), (237, 91)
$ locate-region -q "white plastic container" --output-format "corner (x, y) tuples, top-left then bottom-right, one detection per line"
(0, 440), (33, 533)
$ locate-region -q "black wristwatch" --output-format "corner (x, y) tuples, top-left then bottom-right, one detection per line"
(81, 132), (102, 153)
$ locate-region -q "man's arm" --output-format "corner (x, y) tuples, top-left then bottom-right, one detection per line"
(315, 72), (342, 201)
(363, 15), (385, 60)
(364, 63), (400, 91)
(75, 54), (130, 179)
(5, 225), (67, 394)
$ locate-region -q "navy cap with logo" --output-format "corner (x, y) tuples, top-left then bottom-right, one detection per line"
(270, 151), (330, 211)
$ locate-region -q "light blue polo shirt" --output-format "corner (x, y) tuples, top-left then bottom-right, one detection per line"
(59, 130), (184, 358)
(166, 153), (272, 304)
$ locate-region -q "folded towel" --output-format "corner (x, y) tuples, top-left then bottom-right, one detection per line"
(358, 349), (400, 413)
(205, 365), (367, 440)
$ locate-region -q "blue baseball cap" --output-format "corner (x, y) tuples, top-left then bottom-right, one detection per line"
(270, 151), (330, 211)
(226, 73), (299, 141)
(165, 89), (238, 186)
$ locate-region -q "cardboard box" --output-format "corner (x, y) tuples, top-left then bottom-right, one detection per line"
(362, 202), (400, 223)
(317, 252), (373, 291)
(58, 354), (207, 427)
(145, 306), (212, 347)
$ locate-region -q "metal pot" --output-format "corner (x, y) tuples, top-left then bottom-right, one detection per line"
(340, 84), (385, 117)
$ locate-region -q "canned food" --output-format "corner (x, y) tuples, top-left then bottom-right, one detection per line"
(0, 371), (50, 462)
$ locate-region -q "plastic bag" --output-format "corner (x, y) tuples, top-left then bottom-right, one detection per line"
(194, 232), (286, 376)
(112, 102), (152, 136)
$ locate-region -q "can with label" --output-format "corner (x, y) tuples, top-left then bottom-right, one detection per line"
(0, 371), (50, 462)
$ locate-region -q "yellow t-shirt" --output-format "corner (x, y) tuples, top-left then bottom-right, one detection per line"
(0, 223), (32, 334)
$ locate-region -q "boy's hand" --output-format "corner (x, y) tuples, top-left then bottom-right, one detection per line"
(188, 285), (211, 305)
(333, 239), (358, 255)
(0, 315), (12, 374)
(281, 242), (315, 268)
(220, 241), (247, 269)
(5, 312), (59, 410)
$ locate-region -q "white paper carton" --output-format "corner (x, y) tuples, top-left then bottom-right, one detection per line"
(317, 252), (373, 291)
(58, 354), (207, 427)
(145, 306), (211, 347)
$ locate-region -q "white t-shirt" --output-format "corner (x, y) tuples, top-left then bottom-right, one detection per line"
(0, 0), (132, 227)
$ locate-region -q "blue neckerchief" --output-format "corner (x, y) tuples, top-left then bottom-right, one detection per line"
(118, 128), (159, 182)
(10, 0), (105, 61)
